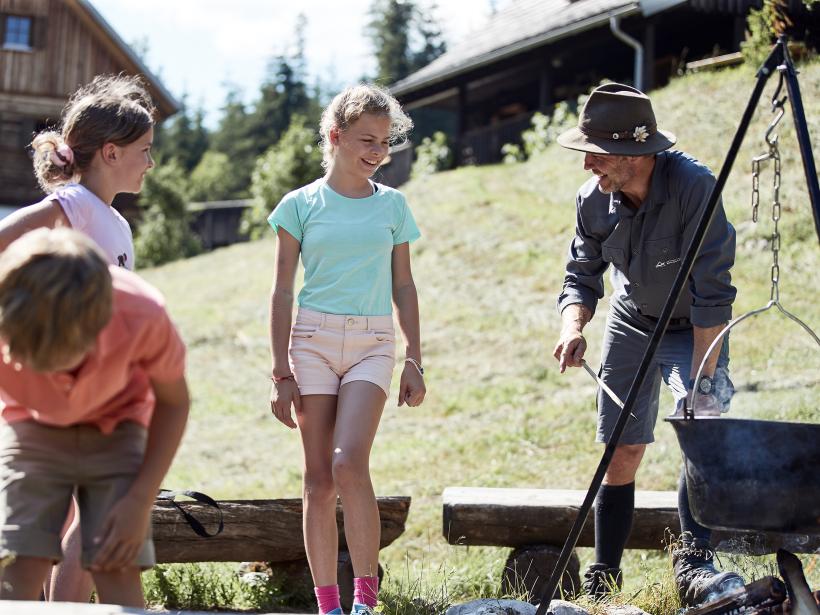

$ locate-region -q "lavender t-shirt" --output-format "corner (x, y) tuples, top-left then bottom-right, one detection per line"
(48, 183), (135, 270)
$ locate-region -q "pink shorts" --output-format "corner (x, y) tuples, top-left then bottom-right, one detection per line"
(289, 308), (396, 396)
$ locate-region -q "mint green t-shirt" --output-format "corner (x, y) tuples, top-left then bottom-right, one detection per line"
(267, 178), (421, 316)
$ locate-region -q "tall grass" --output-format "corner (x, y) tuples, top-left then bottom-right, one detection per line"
(140, 60), (820, 612)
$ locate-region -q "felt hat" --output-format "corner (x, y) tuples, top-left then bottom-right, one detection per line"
(557, 82), (676, 156)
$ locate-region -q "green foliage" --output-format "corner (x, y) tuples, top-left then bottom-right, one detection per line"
(741, 0), (818, 68)
(366, 0), (446, 84)
(523, 102), (576, 158)
(501, 143), (525, 164)
(242, 116), (323, 239)
(247, 17), (319, 160)
(188, 151), (243, 202)
(411, 131), (452, 177)
(153, 98), (209, 173)
(178, 14), (318, 202)
(500, 102), (578, 164)
(741, 0), (779, 68)
(134, 162), (201, 267)
(143, 563), (299, 612)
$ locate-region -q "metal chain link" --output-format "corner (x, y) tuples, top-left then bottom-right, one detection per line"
(750, 72), (788, 301)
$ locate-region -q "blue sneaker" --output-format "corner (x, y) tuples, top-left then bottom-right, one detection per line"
(350, 604), (375, 614)
(324, 609), (343, 615)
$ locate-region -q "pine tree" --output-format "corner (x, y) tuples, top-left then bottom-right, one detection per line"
(366, 0), (446, 84)
(367, 0), (414, 84)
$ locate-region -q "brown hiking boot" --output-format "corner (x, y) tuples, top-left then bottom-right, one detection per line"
(672, 540), (745, 606)
(583, 563), (623, 600)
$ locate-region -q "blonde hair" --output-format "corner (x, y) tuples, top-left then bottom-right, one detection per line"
(319, 83), (413, 170)
(31, 74), (156, 193)
(0, 228), (113, 372)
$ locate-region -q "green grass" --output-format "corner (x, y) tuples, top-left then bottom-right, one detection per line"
(140, 60), (820, 612)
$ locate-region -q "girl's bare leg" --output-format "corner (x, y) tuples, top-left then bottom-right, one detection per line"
(333, 381), (386, 578)
(297, 393), (341, 586)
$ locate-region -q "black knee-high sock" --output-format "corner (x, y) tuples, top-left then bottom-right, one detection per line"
(594, 482), (635, 569)
(678, 469), (711, 546)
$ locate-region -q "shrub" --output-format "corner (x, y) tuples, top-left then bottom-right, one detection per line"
(242, 116), (323, 240)
(501, 143), (525, 164)
(521, 102), (577, 159)
(134, 162), (201, 267)
(189, 151), (247, 202)
(499, 102), (577, 164)
(412, 131), (453, 177)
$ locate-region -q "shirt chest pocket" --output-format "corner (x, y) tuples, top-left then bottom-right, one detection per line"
(601, 245), (626, 269)
(645, 236), (682, 280)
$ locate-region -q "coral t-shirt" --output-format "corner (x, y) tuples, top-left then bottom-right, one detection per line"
(0, 267), (185, 434)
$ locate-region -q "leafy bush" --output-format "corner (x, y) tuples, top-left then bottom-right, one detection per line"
(741, 0), (818, 68)
(520, 102), (577, 159)
(741, 0), (780, 68)
(143, 563), (298, 612)
(189, 151), (247, 202)
(134, 162), (201, 267)
(501, 143), (525, 164)
(242, 115), (323, 240)
(412, 131), (453, 177)
(499, 102), (577, 164)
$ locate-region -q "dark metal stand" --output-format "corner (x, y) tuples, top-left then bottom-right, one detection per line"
(535, 36), (820, 614)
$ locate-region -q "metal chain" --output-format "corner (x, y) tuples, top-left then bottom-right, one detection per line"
(750, 72), (788, 300)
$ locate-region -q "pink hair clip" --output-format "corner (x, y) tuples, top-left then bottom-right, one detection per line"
(49, 143), (74, 168)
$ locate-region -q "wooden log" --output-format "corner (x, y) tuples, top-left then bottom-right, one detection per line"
(502, 545), (581, 601)
(152, 496), (410, 563)
(442, 487), (820, 555)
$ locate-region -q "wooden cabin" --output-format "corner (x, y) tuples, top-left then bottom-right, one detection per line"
(391, 0), (817, 168)
(0, 0), (179, 209)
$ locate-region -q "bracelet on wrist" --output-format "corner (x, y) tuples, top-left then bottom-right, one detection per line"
(271, 373), (295, 383)
(405, 357), (424, 376)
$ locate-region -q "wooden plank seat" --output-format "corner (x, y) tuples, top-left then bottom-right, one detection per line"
(149, 495), (410, 611)
(152, 495), (410, 563)
(443, 487), (820, 601)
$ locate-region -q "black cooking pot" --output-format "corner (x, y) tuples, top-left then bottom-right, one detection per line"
(666, 416), (820, 534)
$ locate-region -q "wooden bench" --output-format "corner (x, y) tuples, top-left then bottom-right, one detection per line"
(443, 487), (820, 598)
(151, 495), (410, 609)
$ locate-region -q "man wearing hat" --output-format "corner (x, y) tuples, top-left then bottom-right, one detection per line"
(552, 83), (742, 605)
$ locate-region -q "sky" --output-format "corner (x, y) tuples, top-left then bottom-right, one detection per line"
(89, 0), (512, 126)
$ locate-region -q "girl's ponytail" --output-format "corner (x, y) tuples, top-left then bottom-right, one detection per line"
(31, 131), (77, 193)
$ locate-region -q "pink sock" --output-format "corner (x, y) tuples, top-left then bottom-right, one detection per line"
(314, 584), (341, 614)
(353, 575), (379, 608)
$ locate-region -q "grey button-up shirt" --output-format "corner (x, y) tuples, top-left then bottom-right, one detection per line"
(557, 150), (736, 329)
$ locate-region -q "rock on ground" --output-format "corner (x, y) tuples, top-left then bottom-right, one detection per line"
(546, 599), (591, 615)
(445, 598), (538, 615)
(604, 606), (650, 615)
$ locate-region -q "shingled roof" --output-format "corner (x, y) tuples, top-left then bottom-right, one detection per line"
(391, 0), (686, 96)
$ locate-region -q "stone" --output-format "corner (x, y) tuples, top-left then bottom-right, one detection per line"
(605, 607), (650, 615)
(445, 598), (538, 615)
(546, 599), (591, 615)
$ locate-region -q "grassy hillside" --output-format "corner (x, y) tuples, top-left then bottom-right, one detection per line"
(140, 61), (820, 611)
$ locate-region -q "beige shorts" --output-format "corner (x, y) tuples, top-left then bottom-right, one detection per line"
(289, 308), (396, 396)
(0, 420), (155, 569)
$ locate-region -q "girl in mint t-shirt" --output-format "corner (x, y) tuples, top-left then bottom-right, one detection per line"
(268, 84), (425, 615)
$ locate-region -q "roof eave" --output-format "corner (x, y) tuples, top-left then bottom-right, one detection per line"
(391, 3), (642, 97)
(69, 0), (181, 118)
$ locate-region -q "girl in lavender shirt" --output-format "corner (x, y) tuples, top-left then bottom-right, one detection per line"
(0, 74), (156, 602)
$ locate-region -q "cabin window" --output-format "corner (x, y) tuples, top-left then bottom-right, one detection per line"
(3, 15), (33, 50)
